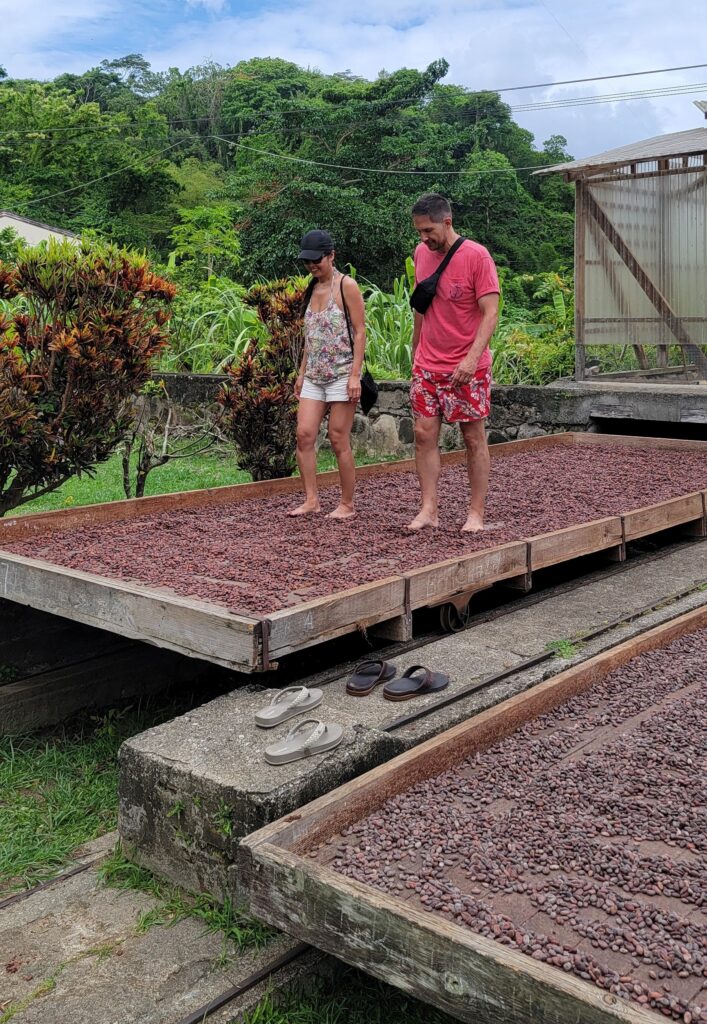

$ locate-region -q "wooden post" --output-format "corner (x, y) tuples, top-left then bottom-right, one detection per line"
(574, 180), (587, 381)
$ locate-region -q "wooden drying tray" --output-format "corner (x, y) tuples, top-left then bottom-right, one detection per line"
(240, 603), (707, 1024)
(0, 433), (704, 672)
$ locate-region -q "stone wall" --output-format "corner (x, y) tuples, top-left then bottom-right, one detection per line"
(154, 372), (707, 455)
(155, 373), (591, 456)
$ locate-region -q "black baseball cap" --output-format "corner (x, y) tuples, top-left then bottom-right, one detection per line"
(298, 229), (334, 260)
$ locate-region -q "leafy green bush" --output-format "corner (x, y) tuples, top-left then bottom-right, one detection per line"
(0, 239), (175, 515)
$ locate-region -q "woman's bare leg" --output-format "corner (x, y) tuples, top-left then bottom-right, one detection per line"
(326, 400), (357, 519)
(288, 398), (327, 516)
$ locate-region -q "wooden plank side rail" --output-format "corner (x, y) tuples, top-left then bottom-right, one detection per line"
(406, 543), (528, 610)
(267, 577), (407, 660)
(0, 552), (260, 671)
(240, 605), (707, 1024)
(529, 518), (624, 572)
(622, 492), (704, 541)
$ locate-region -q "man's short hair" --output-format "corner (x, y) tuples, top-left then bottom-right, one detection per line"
(411, 193), (453, 222)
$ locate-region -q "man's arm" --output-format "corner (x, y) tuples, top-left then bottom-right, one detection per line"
(450, 292), (499, 386)
(411, 311), (423, 360)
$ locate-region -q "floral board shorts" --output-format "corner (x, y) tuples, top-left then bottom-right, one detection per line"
(410, 366), (492, 422)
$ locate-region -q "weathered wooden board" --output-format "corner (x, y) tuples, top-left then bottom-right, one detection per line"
(570, 431), (707, 452)
(623, 492), (704, 541)
(267, 577), (407, 660)
(406, 542), (528, 610)
(529, 517), (624, 571)
(241, 604), (707, 1024)
(0, 551), (260, 671)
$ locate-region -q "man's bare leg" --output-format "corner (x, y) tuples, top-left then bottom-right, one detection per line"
(326, 400), (357, 519)
(459, 419), (489, 532)
(407, 416), (442, 530)
(288, 398), (327, 516)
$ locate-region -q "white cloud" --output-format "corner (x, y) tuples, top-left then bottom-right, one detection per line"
(4, 0), (706, 157)
(185, 0), (227, 13)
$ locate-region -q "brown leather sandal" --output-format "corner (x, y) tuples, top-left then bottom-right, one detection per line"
(382, 665), (450, 701)
(346, 659), (397, 697)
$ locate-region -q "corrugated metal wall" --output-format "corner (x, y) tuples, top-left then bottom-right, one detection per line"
(579, 161), (707, 374)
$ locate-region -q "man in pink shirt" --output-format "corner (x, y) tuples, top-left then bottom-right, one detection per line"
(408, 193), (499, 533)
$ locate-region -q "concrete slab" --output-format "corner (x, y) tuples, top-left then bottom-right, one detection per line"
(119, 689), (401, 897)
(0, 851), (301, 1024)
(118, 539), (707, 901)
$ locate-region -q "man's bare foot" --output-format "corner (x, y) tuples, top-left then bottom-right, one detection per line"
(406, 511), (439, 531)
(461, 511), (484, 533)
(287, 501), (321, 517)
(327, 504), (355, 520)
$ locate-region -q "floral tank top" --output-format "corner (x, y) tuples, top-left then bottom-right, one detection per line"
(304, 275), (353, 385)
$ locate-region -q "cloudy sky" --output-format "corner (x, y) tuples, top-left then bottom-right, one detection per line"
(3, 0), (706, 159)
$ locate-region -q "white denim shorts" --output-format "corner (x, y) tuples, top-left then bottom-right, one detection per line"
(300, 375), (351, 403)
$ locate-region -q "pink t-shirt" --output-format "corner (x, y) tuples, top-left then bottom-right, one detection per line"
(413, 239), (499, 374)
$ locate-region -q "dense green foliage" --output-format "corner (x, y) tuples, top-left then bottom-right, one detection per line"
(0, 55), (574, 286)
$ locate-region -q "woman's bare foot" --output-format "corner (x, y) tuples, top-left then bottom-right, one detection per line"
(327, 503), (355, 520)
(406, 511), (439, 531)
(461, 511), (484, 533)
(287, 500), (321, 517)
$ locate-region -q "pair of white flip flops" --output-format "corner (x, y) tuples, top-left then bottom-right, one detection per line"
(255, 685), (343, 765)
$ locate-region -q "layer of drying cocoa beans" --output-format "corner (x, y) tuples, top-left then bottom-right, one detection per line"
(5, 444), (707, 616)
(310, 628), (707, 1023)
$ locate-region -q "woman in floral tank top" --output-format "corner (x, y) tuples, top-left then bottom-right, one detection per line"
(289, 230), (366, 520)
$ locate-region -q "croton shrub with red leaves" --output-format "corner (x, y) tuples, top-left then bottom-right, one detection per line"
(218, 280), (305, 481)
(0, 239), (176, 515)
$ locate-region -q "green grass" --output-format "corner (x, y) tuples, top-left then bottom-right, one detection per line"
(14, 448), (401, 516)
(545, 638), (580, 660)
(99, 847), (274, 961)
(14, 449), (250, 516)
(241, 967), (456, 1024)
(0, 703), (188, 896)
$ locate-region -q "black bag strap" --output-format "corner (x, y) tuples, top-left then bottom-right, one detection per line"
(339, 274), (370, 371)
(428, 236), (465, 283)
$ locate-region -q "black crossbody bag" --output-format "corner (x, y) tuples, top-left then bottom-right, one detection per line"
(409, 236), (466, 314)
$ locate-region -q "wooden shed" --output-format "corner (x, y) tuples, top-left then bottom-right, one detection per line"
(536, 127), (707, 382)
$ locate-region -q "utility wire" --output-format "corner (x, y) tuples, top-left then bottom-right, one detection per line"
(512, 80), (707, 112)
(21, 139), (187, 206)
(496, 61), (707, 92)
(4, 61), (707, 137)
(218, 136), (554, 175)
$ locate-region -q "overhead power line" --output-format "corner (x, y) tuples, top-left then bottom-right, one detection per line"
(512, 81), (707, 112)
(497, 61), (707, 93)
(220, 137), (554, 175)
(4, 61), (707, 138)
(21, 139), (186, 206)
